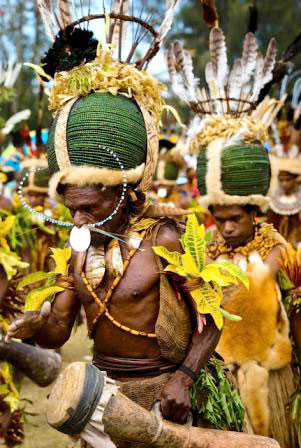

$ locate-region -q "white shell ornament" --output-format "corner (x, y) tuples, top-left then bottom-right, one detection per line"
(70, 226), (91, 252)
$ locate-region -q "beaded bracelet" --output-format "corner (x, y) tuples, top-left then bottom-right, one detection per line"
(18, 146), (128, 252)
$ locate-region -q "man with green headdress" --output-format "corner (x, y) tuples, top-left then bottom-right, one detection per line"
(167, 25), (301, 446)
(6, 7), (222, 443)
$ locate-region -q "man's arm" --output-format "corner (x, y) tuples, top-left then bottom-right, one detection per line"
(7, 288), (80, 349)
(160, 316), (221, 423)
(155, 223), (221, 423)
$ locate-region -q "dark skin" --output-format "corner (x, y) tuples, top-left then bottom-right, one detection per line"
(8, 184), (221, 424)
(210, 204), (256, 249)
(24, 191), (47, 208)
(211, 204), (301, 357)
(278, 171), (298, 196)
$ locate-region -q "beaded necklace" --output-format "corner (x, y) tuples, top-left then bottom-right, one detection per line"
(207, 222), (281, 261)
(81, 229), (157, 339)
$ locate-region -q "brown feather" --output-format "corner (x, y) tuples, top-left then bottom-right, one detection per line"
(201, 0), (219, 28)
(58, 0), (72, 29)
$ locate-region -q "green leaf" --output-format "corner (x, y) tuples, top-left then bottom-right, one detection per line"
(17, 271), (52, 290)
(277, 269), (295, 291)
(24, 286), (64, 312)
(220, 308), (242, 322)
(184, 214), (206, 271)
(152, 246), (182, 266)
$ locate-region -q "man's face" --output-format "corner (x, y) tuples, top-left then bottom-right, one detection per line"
(211, 205), (255, 248)
(278, 171), (297, 195)
(63, 184), (125, 244)
(25, 191), (47, 208)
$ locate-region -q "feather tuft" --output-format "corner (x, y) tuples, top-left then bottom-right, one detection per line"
(201, 0), (219, 28)
(172, 41), (198, 102)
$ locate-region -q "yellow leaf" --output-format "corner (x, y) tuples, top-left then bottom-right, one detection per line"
(50, 247), (72, 275)
(24, 286), (64, 312)
(0, 249), (28, 280)
(0, 215), (15, 237)
(191, 284), (223, 329)
(181, 250), (200, 277)
(152, 246), (182, 267)
(217, 262), (249, 289)
(200, 263), (238, 287)
(0, 237), (10, 253)
(17, 271), (52, 290)
(24, 62), (52, 80)
(183, 214), (206, 271)
(164, 264), (187, 277)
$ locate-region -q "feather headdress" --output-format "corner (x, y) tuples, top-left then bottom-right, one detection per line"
(168, 28), (285, 150)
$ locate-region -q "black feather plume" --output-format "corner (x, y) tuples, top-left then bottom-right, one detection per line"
(41, 26), (98, 78)
(248, 4), (258, 34)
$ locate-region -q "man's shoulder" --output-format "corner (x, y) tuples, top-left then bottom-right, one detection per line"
(155, 220), (183, 253)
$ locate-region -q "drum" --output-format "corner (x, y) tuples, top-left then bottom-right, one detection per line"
(46, 362), (280, 448)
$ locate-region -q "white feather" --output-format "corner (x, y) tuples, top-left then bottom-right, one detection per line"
(209, 27), (228, 94)
(241, 32), (257, 85)
(251, 54), (264, 102)
(37, 0), (58, 41)
(2, 110), (31, 135)
(228, 59), (243, 110)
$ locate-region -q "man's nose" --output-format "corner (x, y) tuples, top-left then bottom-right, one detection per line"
(223, 221), (235, 235)
(73, 211), (89, 227)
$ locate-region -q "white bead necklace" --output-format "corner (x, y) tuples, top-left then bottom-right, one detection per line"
(18, 146), (128, 252)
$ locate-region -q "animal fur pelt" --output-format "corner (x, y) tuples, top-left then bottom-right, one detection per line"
(217, 263), (293, 441)
(217, 263), (291, 368)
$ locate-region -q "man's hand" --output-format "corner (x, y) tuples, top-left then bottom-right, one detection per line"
(6, 302), (51, 341)
(159, 371), (192, 424)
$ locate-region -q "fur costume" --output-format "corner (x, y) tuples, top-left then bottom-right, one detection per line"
(210, 236), (297, 446)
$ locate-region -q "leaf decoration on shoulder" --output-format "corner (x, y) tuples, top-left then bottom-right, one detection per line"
(152, 214), (248, 330)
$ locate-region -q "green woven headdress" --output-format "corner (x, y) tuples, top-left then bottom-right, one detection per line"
(48, 92), (149, 200)
(166, 25), (290, 209)
(21, 167), (50, 194)
(197, 139), (271, 209)
(31, 1), (181, 201)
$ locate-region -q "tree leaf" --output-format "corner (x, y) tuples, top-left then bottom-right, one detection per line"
(24, 286), (64, 312)
(50, 247), (72, 275)
(152, 246), (182, 266)
(164, 264), (187, 277)
(184, 214), (206, 271)
(217, 262), (249, 289)
(17, 271), (52, 290)
(200, 264), (235, 286)
(220, 308), (242, 322)
(0, 384), (9, 395)
(181, 250), (200, 277)
(0, 216), (15, 237)
(191, 284), (223, 329)
(0, 249), (28, 280)
(24, 62), (52, 81)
